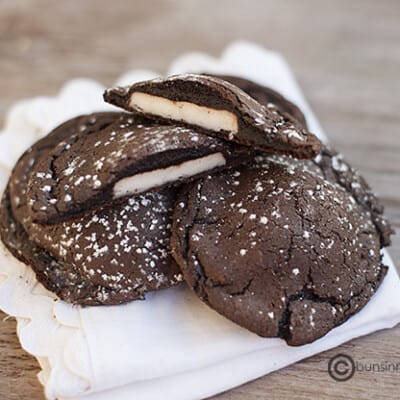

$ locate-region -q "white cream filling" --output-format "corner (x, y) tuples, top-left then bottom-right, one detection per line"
(113, 152), (226, 198)
(130, 92), (239, 133)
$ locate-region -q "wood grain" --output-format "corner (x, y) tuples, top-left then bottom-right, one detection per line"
(0, 0), (399, 399)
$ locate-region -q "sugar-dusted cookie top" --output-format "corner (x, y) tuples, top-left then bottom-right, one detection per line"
(171, 157), (388, 345)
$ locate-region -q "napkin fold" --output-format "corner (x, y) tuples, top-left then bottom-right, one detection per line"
(0, 41), (399, 400)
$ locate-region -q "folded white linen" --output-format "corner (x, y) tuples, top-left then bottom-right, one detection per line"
(0, 41), (399, 400)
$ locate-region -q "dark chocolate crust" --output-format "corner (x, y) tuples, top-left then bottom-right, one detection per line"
(0, 112), (183, 306)
(27, 112), (252, 225)
(211, 74), (308, 129)
(310, 147), (393, 247)
(265, 147), (393, 248)
(171, 157), (388, 346)
(103, 74), (321, 159)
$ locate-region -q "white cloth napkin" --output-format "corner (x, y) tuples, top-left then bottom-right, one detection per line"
(0, 41), (399, 400)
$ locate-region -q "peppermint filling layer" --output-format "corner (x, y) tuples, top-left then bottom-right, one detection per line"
(113, 152), (226, 198)
(130, 92), (239, 133)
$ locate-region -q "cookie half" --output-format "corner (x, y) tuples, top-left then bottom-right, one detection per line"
(27, 112), (251, 224)
(171, 157), (388, 345)
(103, 74), (321, 159)
(0, 112), (183, 306)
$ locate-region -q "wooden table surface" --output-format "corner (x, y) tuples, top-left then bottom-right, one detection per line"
(0, 0), (399, 399)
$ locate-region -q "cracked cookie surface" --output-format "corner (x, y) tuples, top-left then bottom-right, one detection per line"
(0, 112), (183, 306)
(171, 157), (388, 345)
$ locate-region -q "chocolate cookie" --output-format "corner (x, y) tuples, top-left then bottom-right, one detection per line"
(27, 111), (251, 225)
(171, 157), (388, 346)
(0, 112), (183, 306)
(211, 75), (307, 128)
(103, 74), (321, 159)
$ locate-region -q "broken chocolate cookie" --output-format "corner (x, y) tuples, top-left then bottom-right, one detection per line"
(27, 112), (251, 225)
(171, 157), (388, 346)
(103, 74), (321, 159)
(0, 112), (183, 306)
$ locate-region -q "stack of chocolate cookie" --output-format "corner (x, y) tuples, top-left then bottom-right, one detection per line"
(0, 74), (392, 346)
